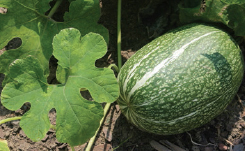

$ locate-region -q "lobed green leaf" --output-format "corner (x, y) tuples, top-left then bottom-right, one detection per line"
(0, 0), (108, 76)
(1, 29), (119, 146)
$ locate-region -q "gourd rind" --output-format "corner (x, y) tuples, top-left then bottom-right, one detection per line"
(118, 24), (244, 135)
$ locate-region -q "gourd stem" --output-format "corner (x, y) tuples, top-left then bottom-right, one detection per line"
(71, 146), (75, 151)
(48, 0), (63, 18)
(0, 116), (22, 125)
(117, 0), (122, 70)
(85, 103), (111, 151)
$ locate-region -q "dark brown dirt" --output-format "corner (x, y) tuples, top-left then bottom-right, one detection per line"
(1, 0), (245, 151)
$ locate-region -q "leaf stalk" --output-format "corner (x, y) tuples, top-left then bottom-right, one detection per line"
(117, 0), (122, 70)
(0, 116), (22, 125)
(48, 0), (63, 18)
(108, 64), (119, 72)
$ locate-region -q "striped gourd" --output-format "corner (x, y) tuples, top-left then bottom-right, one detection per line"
(117, 24), (244, 135)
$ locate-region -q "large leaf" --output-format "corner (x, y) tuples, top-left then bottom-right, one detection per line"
(1, 29), (118, 146)
(179, 0), (245, 36)
(0, 0), (108, 75)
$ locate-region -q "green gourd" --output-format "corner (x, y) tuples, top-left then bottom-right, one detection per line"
(117, 24), (244, 135)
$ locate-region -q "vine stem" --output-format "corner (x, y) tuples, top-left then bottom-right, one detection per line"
(47, 0), (63, 18)
(117, 0), (122, 70)
(0, 117), (22, 125)
(85, 103), (111, 151)
(108, 64), (119, 72)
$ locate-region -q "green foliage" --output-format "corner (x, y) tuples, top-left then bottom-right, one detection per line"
(0, 139), (10, 151)
(179, 0), (245, 36)
(0, 0), (108, 75)
(1, 28), (119, 146)
(221, 0), (245, 5)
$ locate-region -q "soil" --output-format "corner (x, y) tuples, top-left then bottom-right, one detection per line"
(1, 0), (245, 151)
